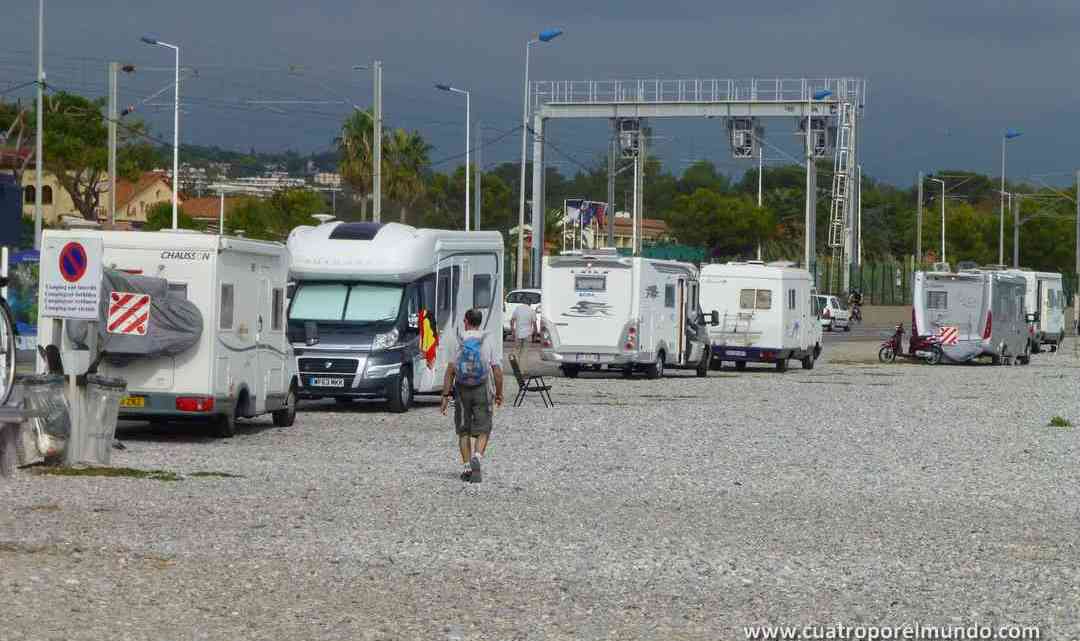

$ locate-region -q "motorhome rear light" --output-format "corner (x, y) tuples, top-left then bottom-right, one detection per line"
(176, 397), (215, 412)
(120, 269), (143, 275)
(624, 342), (634, 350)
(983, 310), (992, 340)
(911, 308), (918, 337)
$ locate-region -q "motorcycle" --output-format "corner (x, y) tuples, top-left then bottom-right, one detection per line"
(850, 302), (863, 323)
(878, 322), (942, 365)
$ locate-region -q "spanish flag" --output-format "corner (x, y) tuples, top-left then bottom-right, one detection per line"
(419, 309), (438, 369)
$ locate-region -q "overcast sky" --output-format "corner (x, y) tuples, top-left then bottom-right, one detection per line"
(2, 1), (1078, 186)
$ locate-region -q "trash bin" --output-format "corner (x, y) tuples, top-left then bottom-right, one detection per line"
(18, 374), (70, 463)
(78, 375), (127, 466)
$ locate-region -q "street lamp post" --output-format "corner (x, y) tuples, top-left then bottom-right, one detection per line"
(804, 88), (832, 272)
(928, 177), (945, 264)
(436, 84), (471, 231)
(141, 36), (181, 230)
(517, 28), (562, 288)
(1000, 128), (1022, 264)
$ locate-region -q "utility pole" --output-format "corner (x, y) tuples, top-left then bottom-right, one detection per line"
(1012, 194), (1020, 268)
(756, 140), (763, 260)
(474, 122), (482, 230)
(372, 60), (382, 222)
(607, 127), (616, 247)
(33, 0), (44, 250)
(856, 164), (863, 266)
(107, 62), (118, 227)
(632, 126), (646, 256)
(1075, 170), (1079, 333)
(915, 171), (923, 267)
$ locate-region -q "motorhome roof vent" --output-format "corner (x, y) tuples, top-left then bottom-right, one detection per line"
(329, 222), (383, 241)
(767, 261), (796, 267)
(932, 262), (951, 272)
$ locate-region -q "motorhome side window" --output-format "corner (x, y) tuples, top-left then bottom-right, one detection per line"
(473, 274), (493, 310)
(740, 289), (772, 310)
(664, 284), (675, 308)
(787, 289), (796, 310)
(271, 288), (284, 331)
(575, 275), (606, 292)
(220, 284), (234, 329)
(436, 266), (460, 324)
(926, 291), (947, 309)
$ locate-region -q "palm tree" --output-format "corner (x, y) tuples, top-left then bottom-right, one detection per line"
(382, 128), (431, 223)
(337, 109), (375, 219)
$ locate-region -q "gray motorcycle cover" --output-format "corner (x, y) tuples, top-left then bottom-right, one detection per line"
(66, 269), (203, 364)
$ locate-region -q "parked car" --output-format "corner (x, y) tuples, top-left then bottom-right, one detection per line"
(503, 288), (541, 339)
(813, 294), (851, 332)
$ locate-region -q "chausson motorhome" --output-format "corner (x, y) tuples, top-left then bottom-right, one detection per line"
(540, 250), (712, 378)
(37, 230), (296, 437)
(1006, 269), (1066, 352)
(700, 262), (822, 371)
(287, 222), (504, 412)
(912, 268), (1028, 364)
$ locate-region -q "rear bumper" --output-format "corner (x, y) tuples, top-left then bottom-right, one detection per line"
(541, 349), (653, 366)
(119, 392), (231, 420)
(711, 345), (795, 362)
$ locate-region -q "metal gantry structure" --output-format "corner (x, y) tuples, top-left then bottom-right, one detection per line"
(526, 77), (866, 287)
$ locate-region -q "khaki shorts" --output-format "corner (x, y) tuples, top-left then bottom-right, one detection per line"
(454, 383), (492, 436)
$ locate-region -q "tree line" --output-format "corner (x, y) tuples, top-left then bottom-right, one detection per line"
(4, 92), (1078, 274)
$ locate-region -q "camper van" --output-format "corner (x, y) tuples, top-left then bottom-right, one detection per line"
(539, 250), (712, 378)
(1006, 269), (1066, 352)
(700, 262), (822, 371)
(286, 222), (504, 412)
(37, 230), (296, 437)
(912, 268), (1029, 364)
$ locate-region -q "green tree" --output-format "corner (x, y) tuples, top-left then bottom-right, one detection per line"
(668, 189), (774, 260)
(224, 189), (322, 241)
(143, 202), (204, 232)
(382, 128), (431, 223)
(337, 109), (376, 219)
(36, 92), (158, 220)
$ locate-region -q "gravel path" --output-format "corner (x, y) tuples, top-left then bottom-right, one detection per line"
(2, 340), (1079, 640)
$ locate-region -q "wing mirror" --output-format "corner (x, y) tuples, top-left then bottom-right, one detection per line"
(709, 310), (720, 326)
(304, 321), (319, 346)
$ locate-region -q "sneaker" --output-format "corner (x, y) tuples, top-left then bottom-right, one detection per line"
(469, 455), (482, 483)
(459, 470), (472, 482)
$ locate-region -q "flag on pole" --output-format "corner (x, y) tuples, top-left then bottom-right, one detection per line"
(593, 202), (606, 228)
(565, 199), (583, 223)
(580, 201), (596, 226)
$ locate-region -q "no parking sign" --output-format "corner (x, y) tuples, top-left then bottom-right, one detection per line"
(40, 236), (103, 320)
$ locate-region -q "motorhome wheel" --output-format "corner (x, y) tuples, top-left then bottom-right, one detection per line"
(273, 385), (297, 427)
(212, 403), (238, 438)
(561, 365), (580, 378)
(734, 361), (747, 372)
(695, 352), (709, 377)
(1017, 343), (1031, 365)
(388, 369), (413, 413)
(801, 354), (815, 369)
(646, 353), (665, 379)
(775, 358), (788, 372)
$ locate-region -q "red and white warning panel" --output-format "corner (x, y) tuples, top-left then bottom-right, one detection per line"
(108, 292), (151, 335)
(936, 325), (959, 346)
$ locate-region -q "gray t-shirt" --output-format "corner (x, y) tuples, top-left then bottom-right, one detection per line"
(511, 304), (536, 339)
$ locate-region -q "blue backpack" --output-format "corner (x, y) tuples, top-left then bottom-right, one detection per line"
(456, 335), (488, 387)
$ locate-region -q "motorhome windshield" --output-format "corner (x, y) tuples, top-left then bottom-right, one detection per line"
(290, 283), (403, 323)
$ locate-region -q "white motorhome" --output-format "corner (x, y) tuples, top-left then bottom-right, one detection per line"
(1006, 269), (1066, 352)
(540, 250), (712, 378)
(699, 262), (822, 371)
(37, 230), (296, 437)
(913, 268), (1029, 364)
(286, 222), (504, 411)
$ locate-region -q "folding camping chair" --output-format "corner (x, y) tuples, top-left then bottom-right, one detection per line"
(507, 354), (553, 408)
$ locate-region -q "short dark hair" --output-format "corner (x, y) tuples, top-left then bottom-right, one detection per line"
(464, 308), (483, 328)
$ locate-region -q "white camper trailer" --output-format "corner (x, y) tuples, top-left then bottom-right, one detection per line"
(912, 268), (1029, 364)
(36, 230), (296, 437)
(1006, 269), (1066, 352)
(286, 222), (504, 411)
(699, 262), (822, 371)
(539, 250), (712, 378)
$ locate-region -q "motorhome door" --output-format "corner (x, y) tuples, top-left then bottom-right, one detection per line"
(676, 278), (686, 364)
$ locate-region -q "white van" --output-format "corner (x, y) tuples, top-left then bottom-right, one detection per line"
(1006, 269), (1066, 352)
(540, 249), (712, 378)
(700, 262), (822, 371)
(37, 230), (296, 437)
(287, 222), (504, 411)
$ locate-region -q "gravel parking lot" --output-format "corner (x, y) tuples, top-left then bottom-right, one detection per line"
(3, 337), (1080, 640)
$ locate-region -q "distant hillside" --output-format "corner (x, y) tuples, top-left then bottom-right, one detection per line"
(176, 144), (340, 177)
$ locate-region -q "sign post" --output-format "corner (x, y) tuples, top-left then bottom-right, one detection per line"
(39, 235), (103, 465)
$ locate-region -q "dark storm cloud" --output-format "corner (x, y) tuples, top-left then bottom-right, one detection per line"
(1, 1), (1076, 184)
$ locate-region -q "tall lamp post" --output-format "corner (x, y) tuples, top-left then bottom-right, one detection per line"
(140, 35), (181, 230)
(517, 28), (563, 288)
(928, 177), (946, 264)
(804, 88), (832, 272)
(999, 128), (1022, 264)
(435, 84), (471, 231)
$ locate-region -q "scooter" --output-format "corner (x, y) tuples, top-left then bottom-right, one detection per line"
(878, 322), (943, 365)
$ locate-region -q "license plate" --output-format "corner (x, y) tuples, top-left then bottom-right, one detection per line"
(726, 350), (747, 357)
(310, 377), (346, 388)
(119, 396), (145, 408)
(577, 353), (599, 362)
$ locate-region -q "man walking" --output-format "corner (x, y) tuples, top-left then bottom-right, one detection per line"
(440, 308), (504, 483)
(510, 300), (537, 374)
